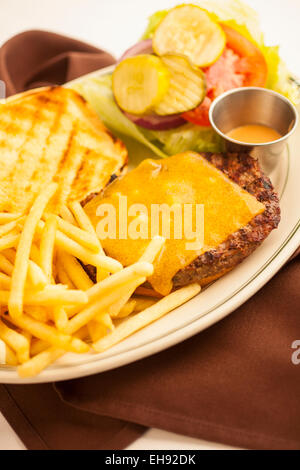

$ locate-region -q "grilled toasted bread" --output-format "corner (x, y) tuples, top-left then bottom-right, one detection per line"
(0, 86), (128, 214)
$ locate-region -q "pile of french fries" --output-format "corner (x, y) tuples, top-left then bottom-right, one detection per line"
(0, 183), (200, 378)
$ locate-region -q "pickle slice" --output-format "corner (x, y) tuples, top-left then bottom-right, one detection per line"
(112, 55), (170, 115)
(153, 5), (226, 68)
(154, 54), (206, 116)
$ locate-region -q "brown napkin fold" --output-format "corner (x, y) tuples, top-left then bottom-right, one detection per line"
(56, 254), (300, 451)
(0, 30), (299, 451)
(1, 255), (299, 450)
(0, 384), (145, 450)
(0, 30), (115, 96)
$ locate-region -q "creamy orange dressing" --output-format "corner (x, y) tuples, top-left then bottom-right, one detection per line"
(227, 124), (282, 144)
(84, 152), (265, 296)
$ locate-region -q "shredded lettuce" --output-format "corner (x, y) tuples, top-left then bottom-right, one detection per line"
(146, 124), (224, 155)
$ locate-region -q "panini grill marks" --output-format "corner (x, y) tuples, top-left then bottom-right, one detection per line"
(70, 149), (121, 203)
(69, 132), (128, 203)
(0, 103), (47, 212)
(69, 148), (108, 202)
(0, 86), (128, 213)
(27, 94), (67, 209)
(51, 120), (81, 212)
(5, 96), (60, 213)
(45, 87), (128, 211)
(0, 104), (38, 208)
(54, 120), (112, 208)
(0, 92), (64, 212)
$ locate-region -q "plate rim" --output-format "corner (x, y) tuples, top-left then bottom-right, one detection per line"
(2, 218), (298, 384)
(1, 66), (299, 384)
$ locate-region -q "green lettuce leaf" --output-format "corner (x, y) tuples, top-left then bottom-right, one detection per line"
(146, 123), (224, 155)
(69, 75), (223, 157)
(141, 10), (168, 40)
(69, 75), (166, 158)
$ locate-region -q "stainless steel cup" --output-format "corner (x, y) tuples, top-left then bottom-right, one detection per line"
(209, 87), (299, 174)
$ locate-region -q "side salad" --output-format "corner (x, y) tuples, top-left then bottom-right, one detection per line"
(71, 0), (299, 158)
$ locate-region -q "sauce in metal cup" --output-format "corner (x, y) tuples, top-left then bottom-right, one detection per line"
(209, 87), (299, 174)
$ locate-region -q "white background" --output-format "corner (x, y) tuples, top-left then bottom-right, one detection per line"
(0, 0), (299, 451)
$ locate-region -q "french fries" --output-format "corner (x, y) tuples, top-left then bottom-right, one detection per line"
(58, 251), (93, 290)
(0, 213), (22, 224)
(0, 287), (88, 306)
(93, 284), (201, 352)
(40, 215), (57, 281)
(0, 187), (201, 379)
(56, 263), (75, 289)
(30, 338), (50, 356)
(0, 232), (20, 251)
(0, 219), (22, 237)
(53, 306), (68, 331)
(0, 253), (14, 275)
(7, 313), (89, 354)
(30, 244), (41, 265)
(64, 283), (140, 335)
(69, 201), (109, 281)
(139, 235), (166, 263)
(0, 339), (19, 366)
(0, 319), (30, 363)
(2, 249), (16, 264)
(36, 220), (122, 272)
(27, 261), (48, 289)
(133, 296), (157, 312)
(5, 343), (19, 366)
(69, 201), (100, 242)
(88, 321), (107, 343)
(86, 262), (154, 304)
(114, 299), (137, 318)
(9, 183), (58, 318)
(0, 272), (11, 290)
(59, 205), (76, 225)
(18, 347), (65, 378)
(105, 236), (166, 319)
(27, 306), (50, 323)
(44, 213), (100, 252)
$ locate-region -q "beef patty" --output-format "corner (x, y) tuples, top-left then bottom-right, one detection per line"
(83, 152), (280, 291)
(172, 152), (280, 288)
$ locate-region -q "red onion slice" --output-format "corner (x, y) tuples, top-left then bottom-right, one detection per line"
(124, 111), (185, 131)
(119, 39), (154, 63)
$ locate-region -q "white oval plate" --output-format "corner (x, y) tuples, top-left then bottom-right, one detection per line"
(0, 66), (299, 383)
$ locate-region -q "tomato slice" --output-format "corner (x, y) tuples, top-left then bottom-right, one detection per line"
(182, 25), (268, 127)
(182, 96), (212, 127)
(222, 24), (268, 87)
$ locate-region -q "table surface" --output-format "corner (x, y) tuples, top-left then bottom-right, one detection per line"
(0, 0), (299, 451)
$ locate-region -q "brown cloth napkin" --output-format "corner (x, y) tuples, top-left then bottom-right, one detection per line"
(0, 30), (115, 96)
(55, 254), (300, 451)
(0, 30), (299, 451)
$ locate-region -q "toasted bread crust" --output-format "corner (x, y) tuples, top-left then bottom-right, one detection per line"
(0, 86), (128, 213)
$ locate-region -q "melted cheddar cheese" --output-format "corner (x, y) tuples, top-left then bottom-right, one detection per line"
(84, 152), (265, 295)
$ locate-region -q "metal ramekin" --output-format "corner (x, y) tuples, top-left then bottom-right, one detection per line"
(209, 87), (299, 173)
